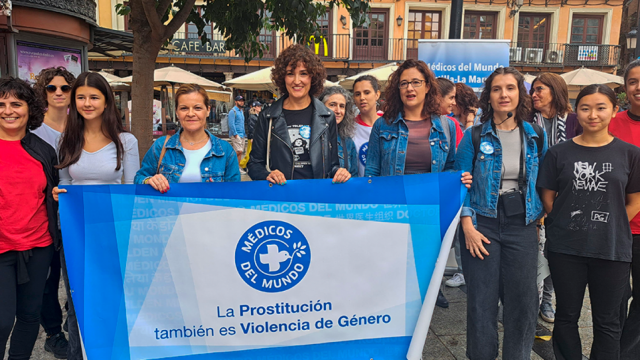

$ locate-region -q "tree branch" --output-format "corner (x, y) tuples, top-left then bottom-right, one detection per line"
(141, 0), (164, 36)
(156, 0), (172, 19)
(164, 0), (197, 39)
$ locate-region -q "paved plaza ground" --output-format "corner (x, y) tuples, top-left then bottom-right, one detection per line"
(5, 275), (599, 360)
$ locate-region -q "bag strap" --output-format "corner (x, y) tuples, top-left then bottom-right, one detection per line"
(530, 122), (544, 159)
(440, 115), (451, 147)
(156, 136), (171, 174)
(471, 124), (482, 174)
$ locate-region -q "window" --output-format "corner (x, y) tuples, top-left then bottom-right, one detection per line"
(463, 12), (496, 39)
(313, 11), (333, 58)
(570, 15), (603, 44)
(517, 13), (550, 48)
(353, 10), (389, 60)
(407, 10), (442, 59)
(184, 7), (215, 39)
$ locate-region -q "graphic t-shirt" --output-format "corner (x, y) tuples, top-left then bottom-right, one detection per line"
(353, 114), (379, 177)
(609, 110), (640, 234)
(283, 104), (313, 180)
(537, 138), (640, 262)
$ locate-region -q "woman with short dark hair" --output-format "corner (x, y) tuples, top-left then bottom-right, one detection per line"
(0, 77), (59, 360)
(248, 44), (349, 184)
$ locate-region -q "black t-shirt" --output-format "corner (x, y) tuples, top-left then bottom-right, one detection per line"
(283, 104), (314, 180)
(537, 138), (640, 262)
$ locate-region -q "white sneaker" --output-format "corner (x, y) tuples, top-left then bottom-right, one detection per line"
(445, 273), (465, 287)
(239, 168), (247, 175)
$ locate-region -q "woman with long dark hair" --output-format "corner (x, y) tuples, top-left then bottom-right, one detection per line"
(319, 86), (358, 177)
(53, 71), (139, 193)
(365, 59), (472, 309)
(454, 67), (547, 359)
(452, 82), (479, 130)
(0, 77), (58, 360)
(247, 44), (349, 184)
(435, 77), (464, 147)
(352, 75), (382, 177)
(538, 84), (640, 359)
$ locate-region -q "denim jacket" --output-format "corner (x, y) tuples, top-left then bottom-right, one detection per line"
(134, 128), (241, 184)
(338, 135), (358, 177)
(364, 113), (456, 176)
(454, 120), (548, 225)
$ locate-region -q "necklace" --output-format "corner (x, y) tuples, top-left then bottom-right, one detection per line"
(182, 137), (208, 146)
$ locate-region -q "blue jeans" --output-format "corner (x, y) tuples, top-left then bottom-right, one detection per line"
(462, 202), (538, 360)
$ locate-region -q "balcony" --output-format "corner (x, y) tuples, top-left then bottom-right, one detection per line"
(167, 34), (621, 68)
(509, 42), (621, 68)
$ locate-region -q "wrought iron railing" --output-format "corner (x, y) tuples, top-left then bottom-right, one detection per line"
(169, 34), (621, 67)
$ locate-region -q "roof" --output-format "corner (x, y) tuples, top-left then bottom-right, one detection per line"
(89, 27), (134, 58)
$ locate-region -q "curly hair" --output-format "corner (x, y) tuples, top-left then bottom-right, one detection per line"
(33, 66), (76, 106)
(455, 83), (479, 119)
(272, 44), (326, 98)
(319, 86), (357, 139)
(381, 59), (440, 124)
(0, 77), (45, 131)
(479, 67), (531, 125)
(530, 73), (572, 117)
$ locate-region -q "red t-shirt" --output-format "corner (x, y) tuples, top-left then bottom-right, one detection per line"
(609, 110), (640, 234)
(0, 139), (52, 253)
(446, 115), (464, 148)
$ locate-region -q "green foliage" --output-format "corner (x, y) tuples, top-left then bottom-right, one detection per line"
(117, 0), (370, 62)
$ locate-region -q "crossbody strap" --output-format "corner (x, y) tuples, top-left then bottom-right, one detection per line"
(266, 117), (273, 172)
(156, 136), (171, 174)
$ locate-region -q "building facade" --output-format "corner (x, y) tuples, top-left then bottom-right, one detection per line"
(91, 0), (623, 84)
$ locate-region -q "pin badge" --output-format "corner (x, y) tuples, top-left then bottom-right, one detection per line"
(480, 142), (494, 155)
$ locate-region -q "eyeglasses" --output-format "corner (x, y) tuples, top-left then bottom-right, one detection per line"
(399, 80), (425, 89)
(45, 85), (71, 93)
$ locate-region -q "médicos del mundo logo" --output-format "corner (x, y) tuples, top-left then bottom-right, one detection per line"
(235, 220), (311, 293)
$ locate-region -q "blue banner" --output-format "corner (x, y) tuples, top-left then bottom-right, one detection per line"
(418, 39), (510, 90)
(59, 173), (466, 360)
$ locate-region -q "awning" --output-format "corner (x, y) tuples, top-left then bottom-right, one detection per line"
(89, 27), (134, 58)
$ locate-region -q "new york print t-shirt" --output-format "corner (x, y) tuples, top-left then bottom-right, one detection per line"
(283, 104), (314, 180)
(537, 138), (640, 262)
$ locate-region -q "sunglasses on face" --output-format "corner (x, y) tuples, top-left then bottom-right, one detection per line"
(45, 85), (71, 93)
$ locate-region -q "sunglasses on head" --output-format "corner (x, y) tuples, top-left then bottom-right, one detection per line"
(45, 85), (71, 93)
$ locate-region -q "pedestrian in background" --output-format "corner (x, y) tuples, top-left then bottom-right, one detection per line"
(239, 100), (262, 170)
(247, 44), (349, 184)
(538, 84), (640, 360)
(0, 77), (58, 360)
(228, 95), (246, 173)
(320, 86), (358, 177)
(435, 78), (465, 147)
(135, 84), (240, 190)
(32, 66), (76, 359)
(452, 82), (479, 130)
(352, 75), (382, 177)
(455, 67), (547, 359)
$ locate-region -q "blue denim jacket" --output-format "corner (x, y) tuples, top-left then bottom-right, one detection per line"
(338, 135), (358, 177)
(454, 121), (548, 225)
(134, 129), (241, 184)
(364, 113), (456, 176)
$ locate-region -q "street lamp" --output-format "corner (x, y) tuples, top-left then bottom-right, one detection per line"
(628, 29), (637, 52)
(396, 16), (403, 27)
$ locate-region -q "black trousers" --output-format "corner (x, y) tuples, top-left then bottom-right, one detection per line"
(549, 251), (630, 360)
(621, 234), (640, 360)
(40, 246), (63, 336)
(0, 245), (54, 360)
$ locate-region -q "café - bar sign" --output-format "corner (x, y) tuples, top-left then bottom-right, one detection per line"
(171, 39), (226, 54)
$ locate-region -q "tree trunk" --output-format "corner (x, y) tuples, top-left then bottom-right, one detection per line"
(129, 0), (164, 158)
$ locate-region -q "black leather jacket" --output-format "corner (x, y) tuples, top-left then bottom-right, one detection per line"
(248, 96), (339, 180)
(21, 130), (61, 249)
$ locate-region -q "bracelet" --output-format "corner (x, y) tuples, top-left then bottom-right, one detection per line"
(143, 177), (150, 184)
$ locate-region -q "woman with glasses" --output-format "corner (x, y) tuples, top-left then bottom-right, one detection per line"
(32, 67), (75, 151)
(365, 59), (472, 308)
(31, 66), (76, 359)
(530, 73), (581, 146)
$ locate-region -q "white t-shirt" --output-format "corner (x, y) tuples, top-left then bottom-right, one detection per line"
(32, 123), (62, 154)
(59, 132), (140, 185)
(353, 115), (376, 177)
(179, 141), (212, 183)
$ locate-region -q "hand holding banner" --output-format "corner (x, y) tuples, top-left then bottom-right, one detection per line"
(59, 173), (465, 360)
